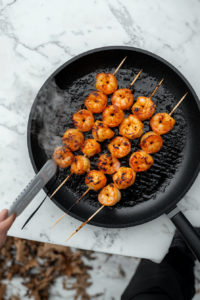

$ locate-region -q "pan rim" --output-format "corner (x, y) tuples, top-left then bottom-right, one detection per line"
(27, 46), (200, 228)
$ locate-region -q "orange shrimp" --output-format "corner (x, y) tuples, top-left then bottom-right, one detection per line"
(111, 88), (133, 110)
(119, 115), (144, 140)
(132, 96), (156, 121)
(70, 155), (90, 175)
(140, 132), (163, 154)
(73, 109), (94, 132)
(129, 150), (154, 172)
(108, 136), (131, 158)
(84, 91), (108, 113)
(102, 105), (124, 128)
(113, 167), (136, 189)
(97, 153), (121, 175)
(85, 170), (107, 191)
(150, 113), (176, 135)
(96, 73), (118, 95)
(81, 139), (101, 157)
(62, 128), (84, 151)
(92, 121), (115, 142)
(98, 183), (121, 206)
(52, 147), (74, 169)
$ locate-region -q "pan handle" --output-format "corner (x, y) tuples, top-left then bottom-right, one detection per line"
(167, 206), (200, 261)
(8, 159), (57, 217)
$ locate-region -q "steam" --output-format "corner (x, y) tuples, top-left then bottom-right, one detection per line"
(32, 80), (64, 155)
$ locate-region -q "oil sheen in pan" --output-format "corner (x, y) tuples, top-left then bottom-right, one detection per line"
(37, 68), (187, 209)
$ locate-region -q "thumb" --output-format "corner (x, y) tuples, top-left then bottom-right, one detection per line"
(0, 213), (16, 234)
(0, 209), (8, 222)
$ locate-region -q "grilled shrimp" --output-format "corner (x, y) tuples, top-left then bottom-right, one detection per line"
(113, 167), (136, 189)
(97, 153), (121, 175)
(150, 113), (176, 135)
(140, 132), (163, 154)
(84, 91), (107, 113)
(102, 105), (124, 128)
(85, 170), (107, 191)
(52, 147), (74, 169)
(62, 128), (84, 151)
(132, 96), (156, 121)
(111, 88), (133, 110)
(92, 121), (115, 142)
(98, 183), (121, 206)
(119, 115), (144, 140)
(108, 136), (131, 158)
(81, 139), (101, 157)
(96, 73), (118, 95)
(129, 150), (154, 172)
(70, 155), (90, 175)
(73, 109), (94, 132)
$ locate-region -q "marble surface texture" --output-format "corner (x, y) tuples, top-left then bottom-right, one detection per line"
(0, 0), (200, 263)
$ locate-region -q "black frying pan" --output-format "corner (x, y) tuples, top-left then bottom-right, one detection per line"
(27, 46), (200, 259)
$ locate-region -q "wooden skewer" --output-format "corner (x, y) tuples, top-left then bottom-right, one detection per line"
(51, 187), (91, 229)
(51, 213), (66, 228)
(50, 155), (86, 203)
(71, 188), (91, 208)
(169, 92), (188, 116)
(65, 205), (105, 242)
(113, 57), (127, 76)
(149, 79), (164, 99)
(129, 69), (143, 88)
(50, 173), (72, 199)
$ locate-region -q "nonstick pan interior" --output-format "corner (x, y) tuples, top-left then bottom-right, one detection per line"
(28, 46), (200, 228)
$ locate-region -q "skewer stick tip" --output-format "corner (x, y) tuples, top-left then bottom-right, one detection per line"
(113, 56), (127, 76)
(149, 78), (164, 99)
(65, 232), (75, 242)
(51, 213), (66, 229)
(65, 205), (105, 242)
(50, 173), (71, 199)
(129, 69), (143, 87)
(169, 92), (188, 116)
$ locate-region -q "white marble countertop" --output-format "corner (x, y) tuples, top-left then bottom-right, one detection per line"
(0, 0), (200, 263)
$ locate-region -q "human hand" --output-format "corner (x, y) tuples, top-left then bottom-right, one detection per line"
(0, 209), (16, 249)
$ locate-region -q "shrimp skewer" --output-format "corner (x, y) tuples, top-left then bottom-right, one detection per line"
(50, 155), (90, 228)
(50, 129), (86, 198)
(84, 92), (107, 114)
(111, 70), (142, 110)
(51, 127), (104, 200)
(92, 121), (115, 142)
(108, 136), (131, 158)
(97, 153), (121, 175)
(113, 167), (136, 189)
(81, 139), (101, 157)
(132, 79), (164, 121)
(102, 105), (124, 127)
(50, 155), (90, 201)
(50, 147), (75, 199)
(96, 57), (127, 95)
(73, 109), (94, 132)
(119, 115), (144, 140)
(52, 147), (74, 169)
(62, 129), (84, 151)
(150, 93), (188, 135)
(139, 132), (163, 154)
(65, 183), (121, 242)
(129, 150), (154, 172)
(51, 170), (107, 228)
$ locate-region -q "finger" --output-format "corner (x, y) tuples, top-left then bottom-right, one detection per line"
(0, 234), (7, 249)
(0, 209), (8, 222)
(0, 213), (16, 234)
